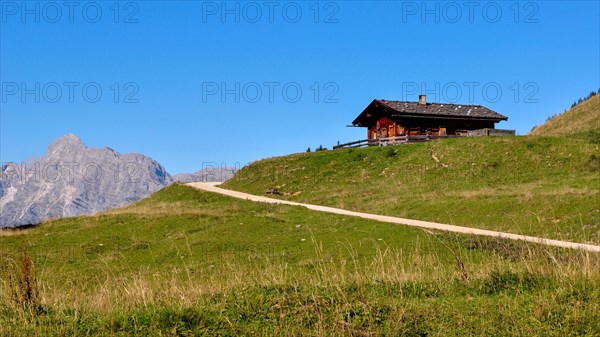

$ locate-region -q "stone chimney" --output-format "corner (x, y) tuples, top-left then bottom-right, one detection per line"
(419, 94), (426, 105)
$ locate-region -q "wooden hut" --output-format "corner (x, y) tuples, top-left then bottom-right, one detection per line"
(351, 95), (509, 140)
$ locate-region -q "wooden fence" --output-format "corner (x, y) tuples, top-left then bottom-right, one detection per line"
(333, 135), (458, 150)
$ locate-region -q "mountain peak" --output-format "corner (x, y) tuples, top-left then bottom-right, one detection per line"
(48, 133), (86, 153)
(2, 134), (173, 228)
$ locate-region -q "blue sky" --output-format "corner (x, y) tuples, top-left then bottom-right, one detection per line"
(1, 1), (599, 174)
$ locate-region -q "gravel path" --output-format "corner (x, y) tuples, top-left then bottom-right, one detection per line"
(188, 182), (600, 253)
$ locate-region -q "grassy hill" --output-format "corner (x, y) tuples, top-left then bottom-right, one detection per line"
(530, 92), (600, 136)
(224, 136), (600, 244)
(2, 91), (600, 335)
(1, 184), (599, 335)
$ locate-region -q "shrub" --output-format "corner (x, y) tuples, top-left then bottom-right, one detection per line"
(385, 147), (397, 158)
(587, 154), (600, 172)
(354, 153), (367, 161)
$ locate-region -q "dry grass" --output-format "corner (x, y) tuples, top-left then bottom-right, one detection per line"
(2, 238), (598, 314)
(102, 201), (240, 218)
(415, 185), (598, 199)
(0, 229), (29, 237)
(530, 93), (600, 136)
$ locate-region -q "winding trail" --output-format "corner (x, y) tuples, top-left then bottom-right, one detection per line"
(188, 182), (600, 253)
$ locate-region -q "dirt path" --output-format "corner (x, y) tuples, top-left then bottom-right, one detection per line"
(187, 182), (600, 253)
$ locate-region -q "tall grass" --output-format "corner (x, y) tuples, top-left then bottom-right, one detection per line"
(1, 234), (598, 335)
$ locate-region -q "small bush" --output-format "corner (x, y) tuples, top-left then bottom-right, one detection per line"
(587, 154), (600, 172)
(385, 147), (398, 158)
(354, 153), (367, 161)
(480, 270), (542, 295)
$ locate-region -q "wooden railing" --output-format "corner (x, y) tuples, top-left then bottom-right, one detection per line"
(333, 135), (459, 150)
(332, 139), (370, 149)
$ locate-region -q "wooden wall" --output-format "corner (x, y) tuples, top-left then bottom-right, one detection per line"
(367, 117), (495, 139)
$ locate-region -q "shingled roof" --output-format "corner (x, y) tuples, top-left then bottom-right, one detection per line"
(352, 99), (508, 126)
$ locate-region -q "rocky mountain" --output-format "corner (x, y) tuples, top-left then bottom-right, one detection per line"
(0, 134), (173, 228)
(173, 166), (237, 183)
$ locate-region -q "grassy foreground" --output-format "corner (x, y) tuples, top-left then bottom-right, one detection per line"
(223, 135), (600, 244)
(1, 184), (599, 336)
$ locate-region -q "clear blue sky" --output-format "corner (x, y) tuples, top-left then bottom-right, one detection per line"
(1, 1), (599, 174)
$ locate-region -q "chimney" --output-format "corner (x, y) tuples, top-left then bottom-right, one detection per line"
(419, 94), (426, 106)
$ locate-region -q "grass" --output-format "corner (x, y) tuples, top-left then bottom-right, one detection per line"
(1, 184), (599, 335)
(223, 135), (600, 244)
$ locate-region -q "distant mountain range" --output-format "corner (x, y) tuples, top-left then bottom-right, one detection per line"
(0, 134), (236, 228)
(173, 167), (237, 183)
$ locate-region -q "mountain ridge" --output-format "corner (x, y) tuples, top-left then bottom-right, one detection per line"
(0, 134), (173, 228)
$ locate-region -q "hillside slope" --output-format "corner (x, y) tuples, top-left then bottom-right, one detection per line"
(1, 183), (599, 335)
(530, 93), (600, 136)
(223, 136), (600, 244)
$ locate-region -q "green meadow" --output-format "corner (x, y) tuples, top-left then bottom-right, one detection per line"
(1, 184), (599, 336)
(224, 135), (600, 245)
